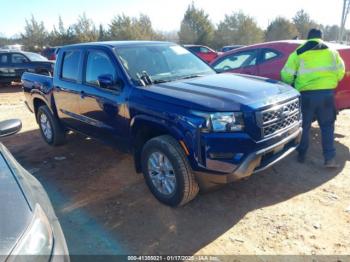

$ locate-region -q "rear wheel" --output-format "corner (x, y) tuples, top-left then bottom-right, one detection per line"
(141, 135), (199, 206)
(37, 105), (65, 146)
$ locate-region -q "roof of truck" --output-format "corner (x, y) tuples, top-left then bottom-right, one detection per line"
(63, 41), (174, 49)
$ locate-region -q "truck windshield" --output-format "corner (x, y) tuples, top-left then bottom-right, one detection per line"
(115, 44), (215, 85)
(24, 52), (48, 62)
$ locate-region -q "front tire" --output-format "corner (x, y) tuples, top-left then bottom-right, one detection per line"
(37, 105), (65, 146)
(141, 135), (199, 206)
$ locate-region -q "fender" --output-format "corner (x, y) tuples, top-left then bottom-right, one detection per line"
(30, 89), (59, 119)
(130, 114), (184, 142)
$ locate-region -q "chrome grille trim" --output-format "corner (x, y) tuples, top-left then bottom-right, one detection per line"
(256, 98), (300, 138)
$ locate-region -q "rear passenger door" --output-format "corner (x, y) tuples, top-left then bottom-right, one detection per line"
(257, 48), (284, 80)
(77, 48), (127, 142)
(53, 49), (83, 129)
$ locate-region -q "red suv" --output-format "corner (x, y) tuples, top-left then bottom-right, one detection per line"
(184, 45), (221, 63)
(210, 40), (350, 111)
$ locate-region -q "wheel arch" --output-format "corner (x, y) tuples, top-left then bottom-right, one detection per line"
(130, 115), (187, 173)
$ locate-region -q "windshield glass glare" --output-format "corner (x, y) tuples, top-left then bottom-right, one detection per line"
(24, 52), (48, 62)
(115, 44), (215, 84)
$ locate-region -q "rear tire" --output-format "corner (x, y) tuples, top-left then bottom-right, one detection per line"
(141, 135), (199, 206)
(37, 105), (65, 146)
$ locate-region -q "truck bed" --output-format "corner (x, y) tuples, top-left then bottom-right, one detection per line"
(22, 72), (54, 113)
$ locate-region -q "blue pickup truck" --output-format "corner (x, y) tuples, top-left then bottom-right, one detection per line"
(22, 41), (302, 206)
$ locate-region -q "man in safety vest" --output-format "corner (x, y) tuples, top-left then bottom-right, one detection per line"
(281, 28), (345, 168)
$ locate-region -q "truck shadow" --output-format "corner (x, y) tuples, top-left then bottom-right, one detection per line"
(0, 85), (22, 93)
(2, 126), (349, 255)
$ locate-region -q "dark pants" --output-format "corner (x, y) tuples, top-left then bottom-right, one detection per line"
(298, 90), (336, 161)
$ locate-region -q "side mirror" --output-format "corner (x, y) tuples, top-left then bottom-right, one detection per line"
(98, 74), (114, 88)
(97, 74), (123, 91)
(0, 119), (22, 138)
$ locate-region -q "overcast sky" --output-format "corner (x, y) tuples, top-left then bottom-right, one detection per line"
(0, 0), (345, 37)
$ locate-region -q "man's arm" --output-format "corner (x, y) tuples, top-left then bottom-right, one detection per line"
(281, 52), (299, 85)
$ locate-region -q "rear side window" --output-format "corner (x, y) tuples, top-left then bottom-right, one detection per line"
(11, 53), (28, 63)
(199, 47), (210, 53)
(85, 50), (116, 86)
(61, 50), (81, 81)
(262, 49), (280, 62)
(0, 54), (8, 64)
(213, 50), (258, 72)
(188, 46), (200, 52)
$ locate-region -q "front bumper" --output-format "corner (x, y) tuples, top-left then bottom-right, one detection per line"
(194, 126), (302, 188)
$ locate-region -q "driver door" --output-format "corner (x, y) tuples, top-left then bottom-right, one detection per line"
(77, 48), (128, 142)
(213, 50), (258, 75)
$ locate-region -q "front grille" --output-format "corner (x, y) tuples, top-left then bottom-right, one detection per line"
(257, 98), (300, 138)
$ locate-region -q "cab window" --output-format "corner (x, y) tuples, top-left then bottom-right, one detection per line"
(11, 53), (28, 64)
(0, 54), (8, 64)
(85, 50), (117, 89)
(213, 50), (257, 72)
(61, 50), (81, 82)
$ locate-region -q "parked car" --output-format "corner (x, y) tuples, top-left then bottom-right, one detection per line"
(41, 47), (61, 61)
(22, 41), (302, 206)
(0, 50), (54, 84)
(0, 119), (69, 261)
(220, 45), (244, 52)
(210, 40), (350, 111)
(183, 44), (221, 63)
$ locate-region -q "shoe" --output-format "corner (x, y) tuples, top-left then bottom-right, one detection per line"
(297, 154), (306, 163)
(324, 158), (339, 168)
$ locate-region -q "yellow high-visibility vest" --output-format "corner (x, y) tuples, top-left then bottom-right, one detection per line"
(281, 38), (345, 92)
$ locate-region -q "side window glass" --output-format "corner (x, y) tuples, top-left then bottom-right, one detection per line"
(200, 47), (210, 53)
(11, 54), (28, 64)
(0, 54), (8, 64)
(85, 50), (116, 89)
(263, 50), (279, 62)
(213, 51), (257, 72)
(189, 47), (200, 53)
(61, 50), (81, 81)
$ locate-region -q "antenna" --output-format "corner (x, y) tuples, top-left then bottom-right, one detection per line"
(339, 0), (350, 43)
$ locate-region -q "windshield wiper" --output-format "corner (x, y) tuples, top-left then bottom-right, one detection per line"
(178, 74), (204, 80)
(136, 71), (153, 86)
(137, 73), (205, 86)
(152, 79), (172, 84)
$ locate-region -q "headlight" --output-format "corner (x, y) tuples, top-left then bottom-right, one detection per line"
(210, 112), (244, 132)
(192, 111), (244, 132)
(9, 204), (53, 262)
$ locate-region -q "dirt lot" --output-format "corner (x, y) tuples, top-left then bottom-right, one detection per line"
(1, 85), (350, 256)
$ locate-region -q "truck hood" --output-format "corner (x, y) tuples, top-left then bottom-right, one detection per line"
(142, 73), (299, 111)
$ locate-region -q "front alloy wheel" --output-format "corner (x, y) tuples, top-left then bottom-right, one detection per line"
(141, 135), (199, 207)
(148, 152), (177, 196)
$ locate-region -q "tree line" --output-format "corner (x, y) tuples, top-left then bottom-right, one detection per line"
(0, 3), (345, 52)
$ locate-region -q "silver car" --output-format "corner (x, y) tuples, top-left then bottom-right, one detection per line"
(0, 119), (69, 262)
